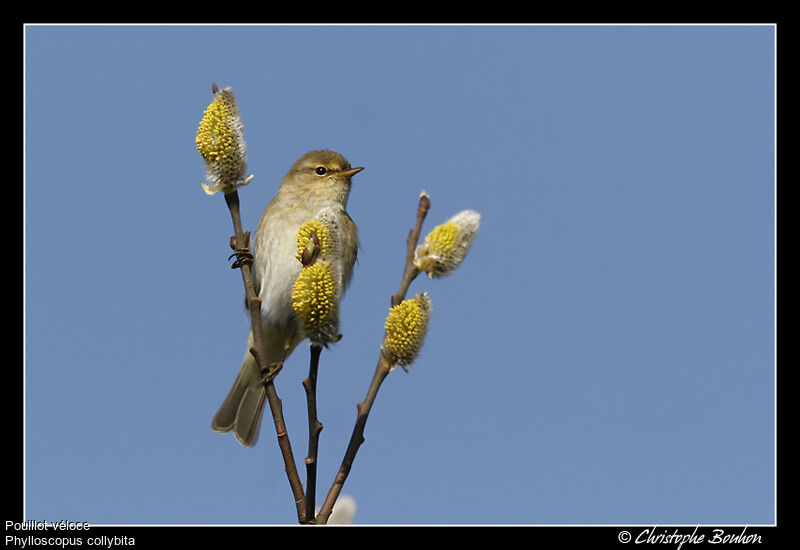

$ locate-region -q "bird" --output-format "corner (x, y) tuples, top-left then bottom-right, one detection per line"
(212, 150), (363, 446)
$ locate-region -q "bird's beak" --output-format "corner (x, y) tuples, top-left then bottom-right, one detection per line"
(340, 167), (364, 178)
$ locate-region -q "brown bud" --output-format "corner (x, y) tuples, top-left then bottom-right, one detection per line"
(300, 230), (321, 267)
(418, 193), (430, 215)
(229, 230), (251, 250)
(301, 246), (313, 267)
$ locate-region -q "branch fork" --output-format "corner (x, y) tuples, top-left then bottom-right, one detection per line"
(220, 181), (430, 525)
(316, 192), (430, 524)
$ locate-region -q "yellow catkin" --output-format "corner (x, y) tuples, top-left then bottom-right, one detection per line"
(196, 90), (237, 163)
(414, 210), (481, 278)
(384, 293), (432, 367)
(196, 87), (247, 192)
(292, 261), (337, 332)
(423, 221), (459, 256)
(295, 220), (334, 264)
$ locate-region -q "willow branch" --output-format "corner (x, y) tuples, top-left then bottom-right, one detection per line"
(391, 192), (430, 307)
(316, 353), (392, 524)
(302, 344), (324, 523)
(316, 193), (431, 524)
(223, 189), (307, 524)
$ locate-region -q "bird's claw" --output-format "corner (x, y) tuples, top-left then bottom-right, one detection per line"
(259, 362), (283, 384)
(228, 248), (254, 269)
(228, 231), (253, 268)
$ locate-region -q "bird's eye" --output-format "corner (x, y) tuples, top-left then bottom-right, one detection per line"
(315, 166), (327, 176)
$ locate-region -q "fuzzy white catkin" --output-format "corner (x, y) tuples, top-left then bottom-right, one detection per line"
(318, 495), (357, 525)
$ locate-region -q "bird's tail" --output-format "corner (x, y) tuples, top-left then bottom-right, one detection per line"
(211, 337), (266, 447)
(212, 325), (301, 447)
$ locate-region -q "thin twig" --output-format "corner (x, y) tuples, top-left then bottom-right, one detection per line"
(316, 353), (392, 525)
(302, 344), (324, 523)
(391, 192), (430, 307)
(316, 193), (431, 524)
(223, 189), (307, 524)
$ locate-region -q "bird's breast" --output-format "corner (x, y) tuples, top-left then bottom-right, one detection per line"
(254, 205), (356, 327)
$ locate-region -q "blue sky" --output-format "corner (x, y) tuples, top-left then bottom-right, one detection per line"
(24, 25), (775, 525)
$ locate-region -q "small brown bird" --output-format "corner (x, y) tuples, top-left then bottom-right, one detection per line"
(212, 150), (363, 446)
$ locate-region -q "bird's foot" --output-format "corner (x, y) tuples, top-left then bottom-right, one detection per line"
(228, 248), (254, 269)
(259, 361), (283, 384)
(228, 231), (253, 268)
